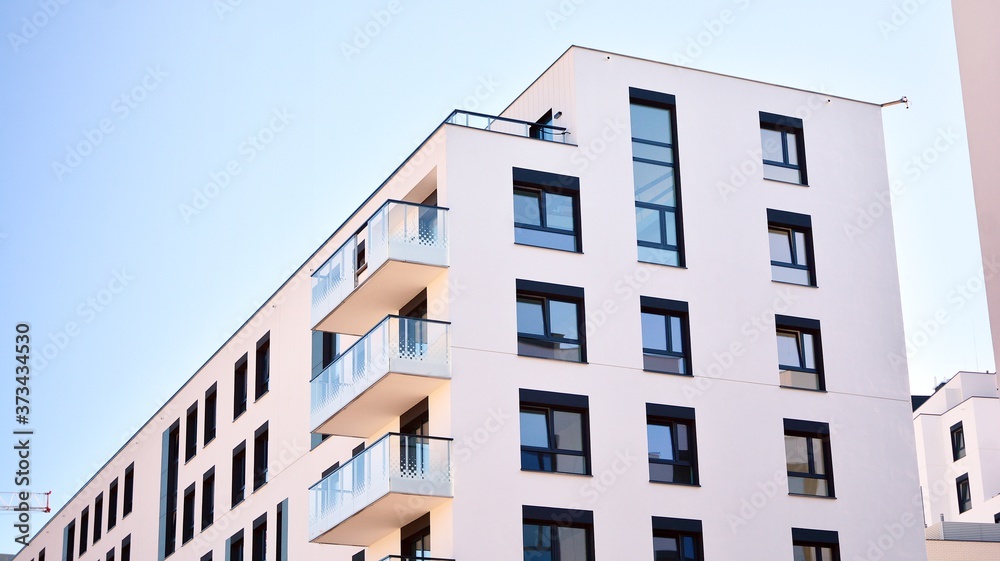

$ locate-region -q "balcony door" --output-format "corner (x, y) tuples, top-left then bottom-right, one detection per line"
(400, 401), (429, 479)
(399, 292), (429, 360)
(401, 515), (431, 560)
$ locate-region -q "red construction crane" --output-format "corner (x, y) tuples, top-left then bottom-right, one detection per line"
(0, 491), (50, 513)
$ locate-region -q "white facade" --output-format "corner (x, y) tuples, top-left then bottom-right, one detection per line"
(913, 371), (1000, 524)
(14, 46), (926, 561)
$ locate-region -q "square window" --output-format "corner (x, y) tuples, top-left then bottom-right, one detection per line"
(640, 297), (690, 375)
(768, 209), (816, 286)
(646, 404), (698, 485)
(776, 316), (824, 391)
(792, 528), (840, 561)
(785, 419), (834, 498)
(516, 280), (586, 363)
(951, 422), (966, 461)
(513, 168), (582, 253)
(631, 88), (684, 268)
(957, 474), (972, 513)
(761, 112), (807, 184)
(520, 390), (590, 475)
(523, 506), (593, 561)
(652, 517), (703, 561)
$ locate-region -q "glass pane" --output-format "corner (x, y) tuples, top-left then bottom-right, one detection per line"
(786, 132), (799, 165)
(548, 300), (579, 340)
(669, 316), (683, 352)
(632, 141), (673, 164)
(761, 128), (783, 162)
(764, 163), (802, 183)
(776, 331), (802, 368)
(514, 190), (542, 226)
(521, 450), (553, 472)
(638, 246), (680, 267)
(681, 536), (698, 561)
(789, 475), (828, 496)
(794, 231), (808, 265)
(644, 353), (685, 375)
(636, 207), (663, 245)
(630, 104), (673, 144)
(802, 333), (816, 370)
(642, 313), (668, 351)
(520, 410), (550, 448)
(545, 193), (575, 232)
(768, 229), (793, 263)
(557, 527), (589, 561)
(518, 339), (582, 362)
(515, 227), (577, 252)
(793, 545), (812, 561)
(676, 423), (690, 455)
(633, 161), (675, 206)
(554, 454), (587, 475)
(517, 298), (546, 336)
(647, 423), (674, 461)
(523, 523), (553, 561)
(772, 264), (811, 285)
(553, 411), (583, 451)
(780, 369), (820, 390)
(785, 435), (809, 472)
(813, 440), (826, 475)
(653, 536), (680, 560)
(663, 210), (677, 246)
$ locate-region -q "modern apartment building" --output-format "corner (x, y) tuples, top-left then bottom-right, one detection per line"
(14, 46), (927, 561)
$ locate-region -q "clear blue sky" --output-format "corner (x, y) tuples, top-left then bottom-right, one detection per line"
(0, 0), (991, 550)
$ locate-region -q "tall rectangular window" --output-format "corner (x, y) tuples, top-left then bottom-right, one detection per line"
(186, 402), (198, 462)
(251, 514), (267, 561)
(232, 441), (247, 507)
(63, 520), (75, 561)
(234, 355), (248, 419)
(182, 483), (196, 544)
(652, 516), (703, 561)
(957, 474), (972, 513)
(255, 333), (270, 401)
(951, 422), (966, 461)
(646, 404), (698, 485)
(768, 209), (816, 286)
(784, 419), (834, 497)
(311, 331), (339, 380)
(202, 468), (215, 531)
(276, 499), (287, 561)
(120, 536), (130, 561)
(523, 506), (593, 561)
(79, 507), (89, 556)
(123, 463), (134, 517)
(516, 280), (586, 363)
(512, 167), (582, 252)
(204, 383), (218, 445)
(776, 315), (824, 391)
(253, 422), (269, 491)
(761, 112), (807, 184)
(519, 389), (590, 475)
(792, 528), (840, 561)
(227, 530), (244, 561)
(107, 479), (118, 531)
(162, 421), (180, 558)
(640, 296), (690, 375)
(93, 493), (103, 544)
(105, 548), (114, 561)
(630, 87), (683, 267)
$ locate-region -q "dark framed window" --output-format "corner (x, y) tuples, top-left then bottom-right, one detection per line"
(312, 331), (339, 379)
(228, 530), (244, 561)
(276, 499), (288, 561)
(79, 507), (88, 556)
(185, 402), (198, 462)
(182, 483), (196, 544)
(516, 280), (586, 363)
(232, 441), (247, 507)
(63, 520), (75, 561)
(957, 474), (972, 513)
(768, 209), (816, 286)
(760, 112), (807, 184)
(951, 422), (966, 461)
(253, 422), (269, 491)
(652, 516), (703, 561)
(122, 463), (134, 517)
(520, 389), (590, 475)
(255, 333), (270, 401)
(513, 167), (581, 253)
(640, 296), (690, 375)
(776, 315), (824, 391)
(993, 512), (1000, 524)
(647, 404), (698, 485)
(107, 479), (118, 531)
(162, 421), (180, 558)
(630, 87), (684, 267)
(202, 468), (215, 531)
(120, 536), (130, 561)
(251, 514), (267, 561)
(201, 554), (212, 561)
(523, 505), (594, 561)
(204, 383), (217, 445)
(784, 419), (834, 497)
(105, 548), (114, 561)
(93, 493), (103, 544)
(234, 354), (248, 419)
(792, 528), (840, 561)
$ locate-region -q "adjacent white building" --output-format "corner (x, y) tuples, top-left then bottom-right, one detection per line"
(14, 46), (927, 561)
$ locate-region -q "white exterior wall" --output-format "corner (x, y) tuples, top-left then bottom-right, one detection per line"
(16, 47), (926, 561)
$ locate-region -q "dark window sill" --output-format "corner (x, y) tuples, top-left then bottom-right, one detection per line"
(644, 368), (693, 377)
(649, 479), (700, 487)
(637, 259), (687, 269)
(254, 391), (269, 403)
(514, 241), (583, 254)
(779, 385), (827, 393)
(233, 410), (247, 422)
(771, 279), (818, 288)
(516, 352), (587, 365)
(763, 178), (810, 187)
(788, 492), (836, 500)
(521, 468), (592, 477)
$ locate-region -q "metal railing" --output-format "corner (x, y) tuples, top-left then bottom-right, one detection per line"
(445, 110), (569, 143)
(311, 316), (451, 431)
(308, 433), (454, 541)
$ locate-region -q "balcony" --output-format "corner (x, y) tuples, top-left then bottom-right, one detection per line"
(311, 316), (451, 437)
(445, 110), (569, 143)
(309, 433), (454, 546)
(312, 201), (449, 334)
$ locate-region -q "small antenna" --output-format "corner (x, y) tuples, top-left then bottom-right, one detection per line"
(881, 96), (909, 109)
